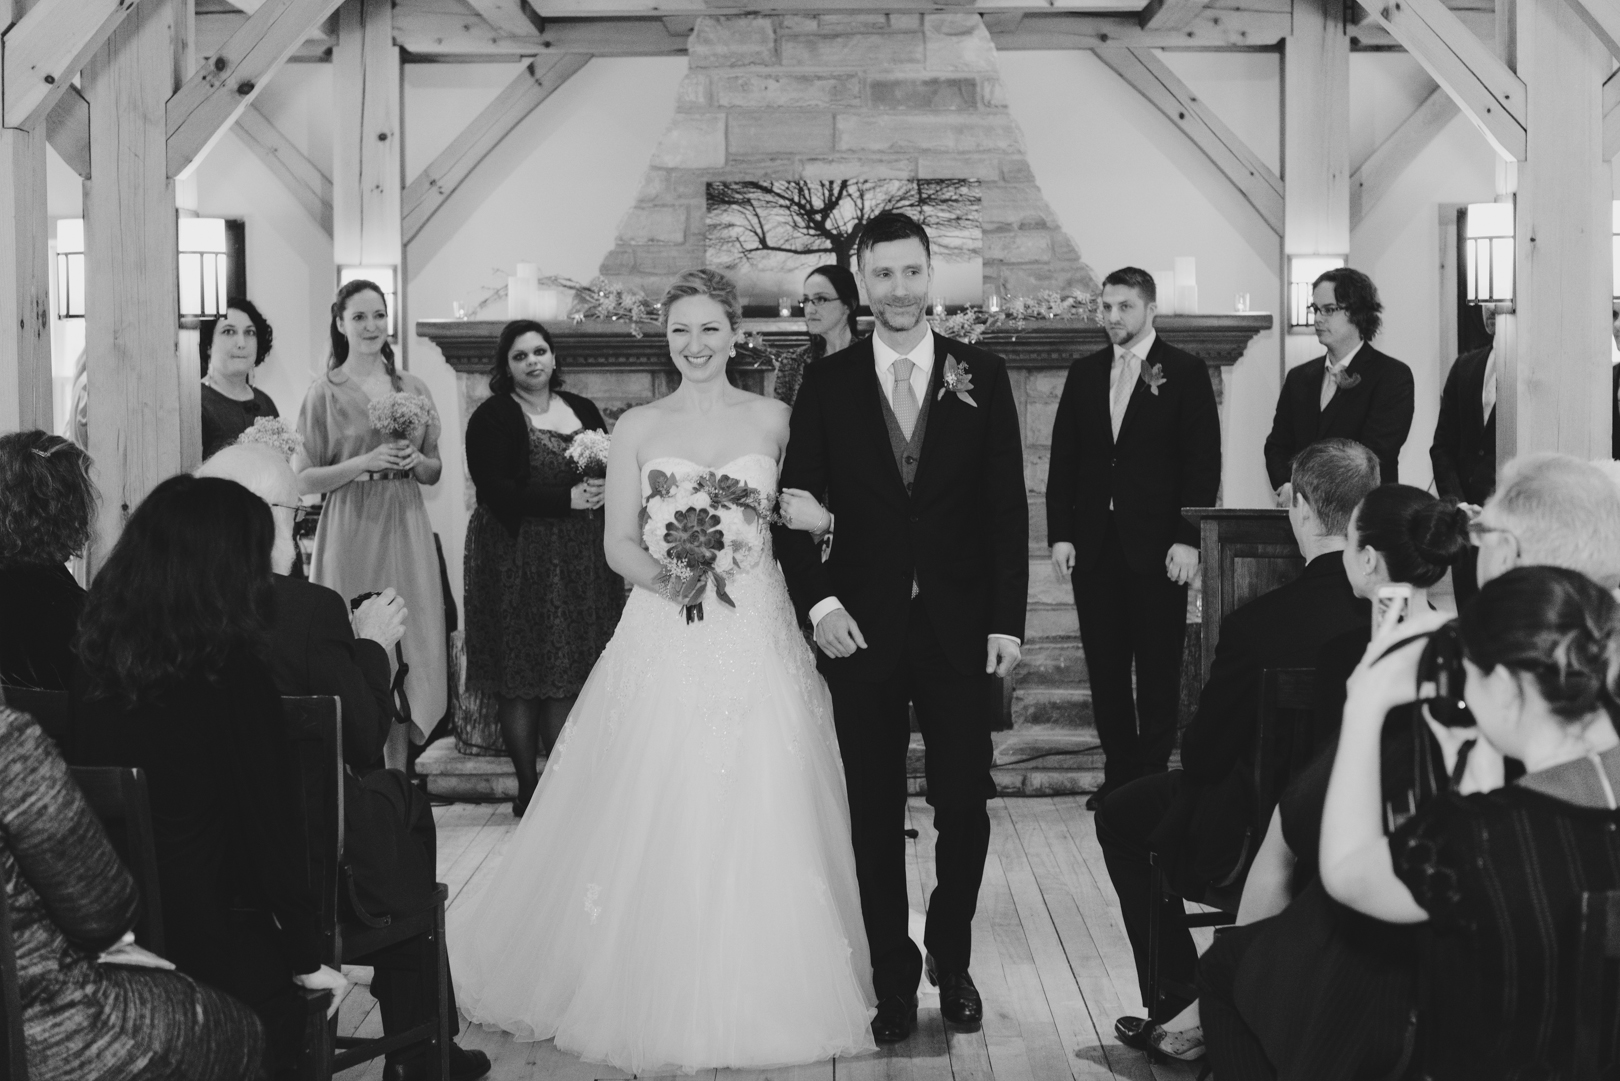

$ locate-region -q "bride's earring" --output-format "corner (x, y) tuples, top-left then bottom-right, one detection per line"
(729, 346), (736, 358)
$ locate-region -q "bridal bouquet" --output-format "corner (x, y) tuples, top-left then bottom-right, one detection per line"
(367, 392), (435, 440)
(642, 469), (777, 624)
(564, 430), (611, 479)
(236, 417), (303, 459)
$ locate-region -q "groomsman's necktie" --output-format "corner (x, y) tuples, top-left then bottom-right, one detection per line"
(892, 356), (920, 440)
(1481, 348), (1497, 423)
(1320, 359), (1347, 410)
(1110, 350), (1139, 440)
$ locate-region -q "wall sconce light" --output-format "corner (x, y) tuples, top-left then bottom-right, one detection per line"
(1287, 255), (1345, 332)
(1464, 201), (1514, 306)
(55, 218), (84, 319)
(178, 217), (230, 318)
(338, 265), (398, 338)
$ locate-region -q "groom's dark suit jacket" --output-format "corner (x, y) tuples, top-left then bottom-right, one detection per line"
(1262, 345), (1414, 490)
(775, 332), (1028, 681)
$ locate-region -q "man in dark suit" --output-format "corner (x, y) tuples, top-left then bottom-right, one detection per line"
(1430, 305), (1499, 608)
(1611, 303), (1619, 460)
(777, 212), (1028, 1044)
(1098, 439), (1377, 1045)
(1047, 267), (1221, 809)
(1263, 267), (1412, 495)
(197, 445), (491, 1081)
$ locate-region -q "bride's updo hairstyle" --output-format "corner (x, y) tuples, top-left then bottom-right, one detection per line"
(1353, 484), (1471, 587)
(1459, 565), (1620, 723)
(662, 268), (741, 330)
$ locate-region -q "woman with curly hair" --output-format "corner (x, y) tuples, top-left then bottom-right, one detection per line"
(73, 474), (348, 1079)
(199, 297), (279, 458)
(0, 430), (96, 690)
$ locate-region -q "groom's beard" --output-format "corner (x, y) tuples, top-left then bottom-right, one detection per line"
(873, 297), (925, 334)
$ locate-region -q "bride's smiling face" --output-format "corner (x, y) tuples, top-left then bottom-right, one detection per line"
(666, 294), (736, 385)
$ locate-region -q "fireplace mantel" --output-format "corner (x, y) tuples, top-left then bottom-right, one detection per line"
(416, 313), (1273, 376)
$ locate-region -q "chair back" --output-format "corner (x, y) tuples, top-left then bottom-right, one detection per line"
(279, 696), (343, 968)
(1574, 889), (1620, 1077)
(0, 688), (71, 757)
(0, 875), (26, 1081)
(66, 767), (165, 955)
(1255, 667), (1317, 827)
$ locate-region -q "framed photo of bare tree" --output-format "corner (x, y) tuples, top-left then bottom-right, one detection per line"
(705, 179), (983, 310)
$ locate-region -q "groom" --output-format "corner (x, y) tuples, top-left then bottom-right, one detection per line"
(776, 211), (1029, 1043)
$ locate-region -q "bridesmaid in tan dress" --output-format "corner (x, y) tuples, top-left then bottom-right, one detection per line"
(295, 279), (447, 769)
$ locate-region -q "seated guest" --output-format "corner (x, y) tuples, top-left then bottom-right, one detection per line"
(197, 444), (491, 1081)
(0, 431), (95, 691)
(72, 474), (346, 1079)
(2, 705), (264, 1081)
(199, 297), (280, 459)
(1429, 305), (1500, 607)
(1321, 566), (1620, 1080)
(1263, 268), (1413, 496)
(1100, 438), (1379, 1045)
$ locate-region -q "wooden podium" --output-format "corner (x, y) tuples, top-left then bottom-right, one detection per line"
(1182, 508), (1304, 686)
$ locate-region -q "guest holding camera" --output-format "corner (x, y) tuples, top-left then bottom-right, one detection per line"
(463, 319), (623, 816)
(1321, 565), (1620, 1081)
(774, 264), (861, 408)
(72, 475), (346, 1079)
(296, 279), (446, 771)
(0, 432), (95, 692)
(199, 297), (279, 459)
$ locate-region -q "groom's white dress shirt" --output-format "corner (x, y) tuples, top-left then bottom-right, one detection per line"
(807, 331), (1020, 647)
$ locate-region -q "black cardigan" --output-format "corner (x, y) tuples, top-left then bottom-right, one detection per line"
(465, 389), (608, 538)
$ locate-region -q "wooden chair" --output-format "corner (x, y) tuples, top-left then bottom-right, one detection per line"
(1574, 889), (1620, 1078)
(1, 876), (26, 1081)
(1144, 667), (1315, 1018)
(67, 767), (165, 955)
(281, 696), (451, 1081)
(0, 688), (72, 757)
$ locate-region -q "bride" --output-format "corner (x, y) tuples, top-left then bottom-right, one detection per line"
(447, 268), (877, 1073)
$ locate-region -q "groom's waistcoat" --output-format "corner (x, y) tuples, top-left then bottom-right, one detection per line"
(877, 361), (937, 494)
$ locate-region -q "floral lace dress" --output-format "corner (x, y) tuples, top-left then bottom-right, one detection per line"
(463, 427), (624, 704)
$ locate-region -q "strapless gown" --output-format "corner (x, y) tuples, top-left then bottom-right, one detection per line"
(447, 454), (877, 1074)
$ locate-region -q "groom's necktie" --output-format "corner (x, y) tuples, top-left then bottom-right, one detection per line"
(892, 356), (920, 441)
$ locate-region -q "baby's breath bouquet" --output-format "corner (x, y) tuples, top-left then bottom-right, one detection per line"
(235, 417), (303, 459)
(564, 430), (611, 479)
(367, 392), (434, 440)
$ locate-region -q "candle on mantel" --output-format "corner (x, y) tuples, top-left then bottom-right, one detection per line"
(1174, 256), (1199, 314)
(1152, 270), (1177, 316)
(508, 263), (541, 320)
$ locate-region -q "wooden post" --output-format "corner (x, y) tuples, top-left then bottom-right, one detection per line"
(1281, 0), (1351, 385)
(81, 0), (188, 565)
(1496, 0), (1611, 464)
(332, 0), (403, 354)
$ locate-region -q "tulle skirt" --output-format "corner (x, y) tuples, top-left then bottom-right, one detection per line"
(446, 563), (877, 1074)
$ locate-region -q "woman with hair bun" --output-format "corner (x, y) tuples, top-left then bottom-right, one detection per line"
(1320, 565), (1620, 1080)
(295, 279), (446, 769)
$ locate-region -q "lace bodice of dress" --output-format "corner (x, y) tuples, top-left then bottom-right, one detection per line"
(640, 453), (778, 582)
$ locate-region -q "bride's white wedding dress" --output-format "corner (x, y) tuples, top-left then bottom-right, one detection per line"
(447, 453), (877, 1074)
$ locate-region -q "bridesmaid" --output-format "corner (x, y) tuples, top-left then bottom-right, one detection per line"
(772, 264), (860, 408)
(295, 279), (447, 770)
(199, 298), (279, 459)
(463, 319), (623, 816)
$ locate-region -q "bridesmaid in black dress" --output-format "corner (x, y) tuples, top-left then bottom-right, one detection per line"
(463, 319), (624, 815)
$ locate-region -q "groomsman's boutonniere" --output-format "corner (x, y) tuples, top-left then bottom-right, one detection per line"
(1331, 366), (1362, 391)
(1142, 362), (1167, 396)
(938, 355), (977, 407)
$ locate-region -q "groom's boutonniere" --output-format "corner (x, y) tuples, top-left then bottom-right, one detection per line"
(938, 355), (977, 407)
(1141, 361), (1167, 396)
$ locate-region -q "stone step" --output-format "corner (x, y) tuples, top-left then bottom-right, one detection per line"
(417, 729), (1106, 800)
(1024, 602), (1079, 641)
(1026, 553), (1072, 606)
(1011, 639), (1087, 689)
(1011, 686), (1093, 730)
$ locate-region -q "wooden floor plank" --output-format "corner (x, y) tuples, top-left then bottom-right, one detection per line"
(441, 815), (514, 911)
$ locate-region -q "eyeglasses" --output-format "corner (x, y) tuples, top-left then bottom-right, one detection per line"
(1307, 303), (1346, 318)
(1466, 517), (1517, 547)
(268, 502), (314, 529)
(801, 296), (841, 309)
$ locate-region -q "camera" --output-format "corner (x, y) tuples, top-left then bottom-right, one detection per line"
(349, 590), (382, 613)
(1414, 620), (1474, 728)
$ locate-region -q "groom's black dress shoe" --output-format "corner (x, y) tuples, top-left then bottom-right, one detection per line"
(925, 953), (983, 1031)
(383, 1043), (491, 1081)
(1114, 1015), (1155, 1051)
(871, 995), (918, 1044)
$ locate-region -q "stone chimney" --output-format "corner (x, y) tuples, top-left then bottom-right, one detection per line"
(599, 13), (1097, 302)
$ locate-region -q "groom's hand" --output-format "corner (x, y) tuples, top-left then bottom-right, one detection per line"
(986, 637), (1021, 678)
(814, 610), (868, 658)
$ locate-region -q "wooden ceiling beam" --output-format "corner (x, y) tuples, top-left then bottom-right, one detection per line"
(44, 82), (89, 177)
(1138, 0), (1214, 32)
(523, 0), (1136, 12)
(167, 0), (346, 177)
(2, 0), (141, 130)
(402, 52), (588, 244)
(231, 102), (331, 231)
(1094, 46), (1284, 233)
(1365, 0), (1525, 160)
(991, 9), (1290, 50)
(1562, 0), (1620, 63)
(466, 0), (547, 36)
(1349, 84), (1457, 227)
(392, 13), (684, 55)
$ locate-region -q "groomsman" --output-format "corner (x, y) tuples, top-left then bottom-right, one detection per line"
(1612, 303), (1619, 460)
(1263, 267), (1413, 497)
(1046, 267), (1221, 809)
(1430, 305), (1499, 607)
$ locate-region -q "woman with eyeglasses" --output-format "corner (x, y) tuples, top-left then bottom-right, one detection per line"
(772, 264), (862, 408)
